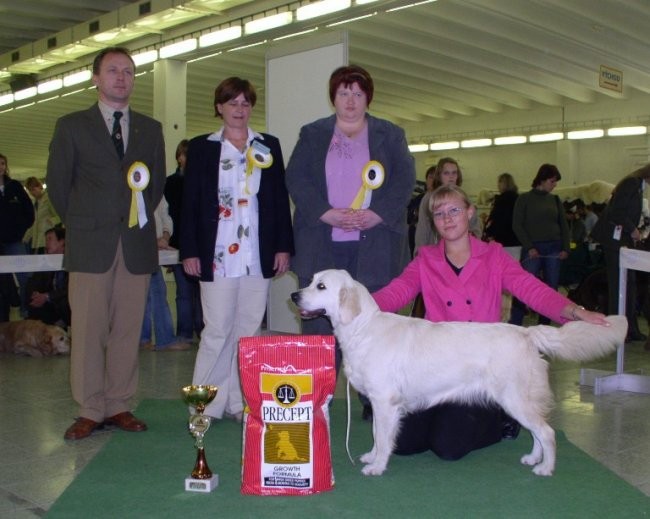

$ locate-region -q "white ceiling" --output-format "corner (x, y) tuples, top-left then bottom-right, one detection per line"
(1, 0), (650, 179)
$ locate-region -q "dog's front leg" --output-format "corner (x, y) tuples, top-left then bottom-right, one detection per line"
(360, 402), (401, 476)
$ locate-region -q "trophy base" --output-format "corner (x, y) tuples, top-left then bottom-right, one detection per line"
(185, 475), (219, 493)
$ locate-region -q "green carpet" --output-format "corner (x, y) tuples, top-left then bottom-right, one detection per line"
(46, 400), (649, 519)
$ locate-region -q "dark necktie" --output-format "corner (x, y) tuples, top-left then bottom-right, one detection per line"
(112, 111), (124, 159)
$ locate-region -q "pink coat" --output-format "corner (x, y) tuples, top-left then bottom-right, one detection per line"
(372, 236), (571, 324)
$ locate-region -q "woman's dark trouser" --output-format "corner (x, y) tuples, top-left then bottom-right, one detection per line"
(394, 402), (503, 461)
(602, 243), (639, 333)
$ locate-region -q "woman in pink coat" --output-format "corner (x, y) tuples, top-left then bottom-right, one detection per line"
(372, 185), (607, 460)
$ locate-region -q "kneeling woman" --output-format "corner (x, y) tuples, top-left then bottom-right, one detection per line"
(372, 185), (607, 460)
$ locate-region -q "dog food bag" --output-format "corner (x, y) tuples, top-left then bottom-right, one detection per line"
(239, 335), (336, 495)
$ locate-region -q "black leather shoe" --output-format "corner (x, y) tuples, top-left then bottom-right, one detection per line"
(501, 417), (521, 440)
(361, 405), (373, 422)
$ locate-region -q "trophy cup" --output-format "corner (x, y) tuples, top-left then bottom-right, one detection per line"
(181, 385), (219, 492)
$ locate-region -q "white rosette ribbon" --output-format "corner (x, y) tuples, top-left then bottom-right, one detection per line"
(127, 161), (150, 228)
(350, 160), (385, 209)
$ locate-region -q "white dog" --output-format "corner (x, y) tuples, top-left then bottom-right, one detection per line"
(291, 269), (627, 477)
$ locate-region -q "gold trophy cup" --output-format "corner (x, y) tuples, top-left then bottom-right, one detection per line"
(181, 384), (219, 492)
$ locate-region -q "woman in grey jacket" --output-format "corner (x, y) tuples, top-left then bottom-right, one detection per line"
(285, 65), (415, 418)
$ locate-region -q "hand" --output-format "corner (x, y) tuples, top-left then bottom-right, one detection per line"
(631, 228), (641, 242)
(527, 248), (540, 259)
(273, 252), (290, 276)
(157, 237), (172, 250)
(562, 304), (609, 325)
(558, 250), (569, 260)
(352, 209), (383, 230)
(183, 257), (201, 277)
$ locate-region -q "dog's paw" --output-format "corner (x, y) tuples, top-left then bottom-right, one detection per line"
(359, 451), (375, 464)
(361, 463), (387, 476)
(520, 453), (541, 466)
(532, 463), (554, 476)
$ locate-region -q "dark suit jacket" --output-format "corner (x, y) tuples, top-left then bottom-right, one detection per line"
(285, 114), (415, 289)
(179, 132), (294, 281)
(46, 104), (166, 274)
(591, 176), (644, 249)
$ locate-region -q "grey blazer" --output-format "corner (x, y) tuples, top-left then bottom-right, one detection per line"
(286, 114), (415, 289)
(46, 104), (166, 274)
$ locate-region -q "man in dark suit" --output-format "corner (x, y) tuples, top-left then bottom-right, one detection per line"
(46, 47), (166, 440)
(26, 226), (70, 327)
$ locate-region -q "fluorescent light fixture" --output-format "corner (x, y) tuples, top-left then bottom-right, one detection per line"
(327, 13), (376, 26)
(37, 78), (63, 94)
(159, 38), (198, 59)
(494, 135), (526, 146)
(245, 12), (292, 34)
(387, 0), (437, 13)
(37, 95), (59, 104)
(408, 144), (429, 153)
(62, 88), (85, 97)
(529, 132), (563, 143)
(430, 141), (459, 151)
(14, 87), (37, 101)
(15, 102), (35, 110)
(0, 92), (14, 106)
(133, 50), (158, 66)
(567, 129), (604, 140)
(461, 138), (492, 148)
(199, 25), (242, 47)
(297, 0), (351, 21)
(355, 0), (380, 4)
(273, 28), (318, 41)
(63, 70), (91, 87)
(607, 126), (647, 137)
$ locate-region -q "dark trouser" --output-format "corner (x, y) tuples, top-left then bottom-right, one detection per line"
(602, 243), (640, 333)
(298, 240), (382, 408)
(394, 402), (503, 461)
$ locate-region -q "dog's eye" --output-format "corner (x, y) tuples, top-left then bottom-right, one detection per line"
(317, 282), (326, 290)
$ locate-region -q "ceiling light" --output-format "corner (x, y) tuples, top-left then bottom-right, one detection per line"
(327, 13), (376, 27)
(63, 70), (91, 87)
(0, 92), (14, 106)
(387, 0), (437, 13)
(461, 138), (492, 148)
(15, 102), (35, 109)
(567, 129), (604, 140)
(245, 12), (293, 34)
(408, 144), (429, 153)
(607, 126), (647, 137)
(297, 0), (351, 21)
(429, 141), (459, 151)
(355, 0), (380, 4)
(529, 132), (564, 143)
(159, 38), (198, 59)
(199, 26), (242, 47)
(14, 87), (37, 101)
(37, 78), (63, 94)
(494, 136), (526, 146)
(133, 50), (158, 67)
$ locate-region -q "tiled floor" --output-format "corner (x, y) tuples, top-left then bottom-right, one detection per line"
(1, 311), (650, 517)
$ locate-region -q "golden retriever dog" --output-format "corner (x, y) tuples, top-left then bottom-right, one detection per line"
(291, 269), (626, 477)
(0, 320), (70, 357)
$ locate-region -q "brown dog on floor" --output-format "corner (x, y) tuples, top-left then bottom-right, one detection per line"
(0, 320), (70, 357)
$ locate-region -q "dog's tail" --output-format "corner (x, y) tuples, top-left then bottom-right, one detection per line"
(526, 315), (626, 361)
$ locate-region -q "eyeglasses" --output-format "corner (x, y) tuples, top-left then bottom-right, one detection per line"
(432, 206), (465, 220)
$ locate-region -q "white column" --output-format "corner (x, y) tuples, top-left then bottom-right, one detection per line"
(153, 59), (187, 173)
(265, 31), (348, 333)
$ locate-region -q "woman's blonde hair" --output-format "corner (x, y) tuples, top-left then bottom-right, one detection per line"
(429, 185), (472, 212)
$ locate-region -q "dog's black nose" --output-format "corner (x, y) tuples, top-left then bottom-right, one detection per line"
(290, 292), (300, 303)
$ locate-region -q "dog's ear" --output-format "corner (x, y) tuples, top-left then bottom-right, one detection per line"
(339, 285), (361, 325)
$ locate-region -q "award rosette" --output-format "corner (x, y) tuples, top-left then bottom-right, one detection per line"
(350, 160), (385, 209)
(127, 161), (150, 228)
(244, 140), (273, 195)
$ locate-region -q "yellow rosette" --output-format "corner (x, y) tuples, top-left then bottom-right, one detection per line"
(244, 141), (273, 195)
(350, 160), (385, 209)
(127, 161), (150, 228)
